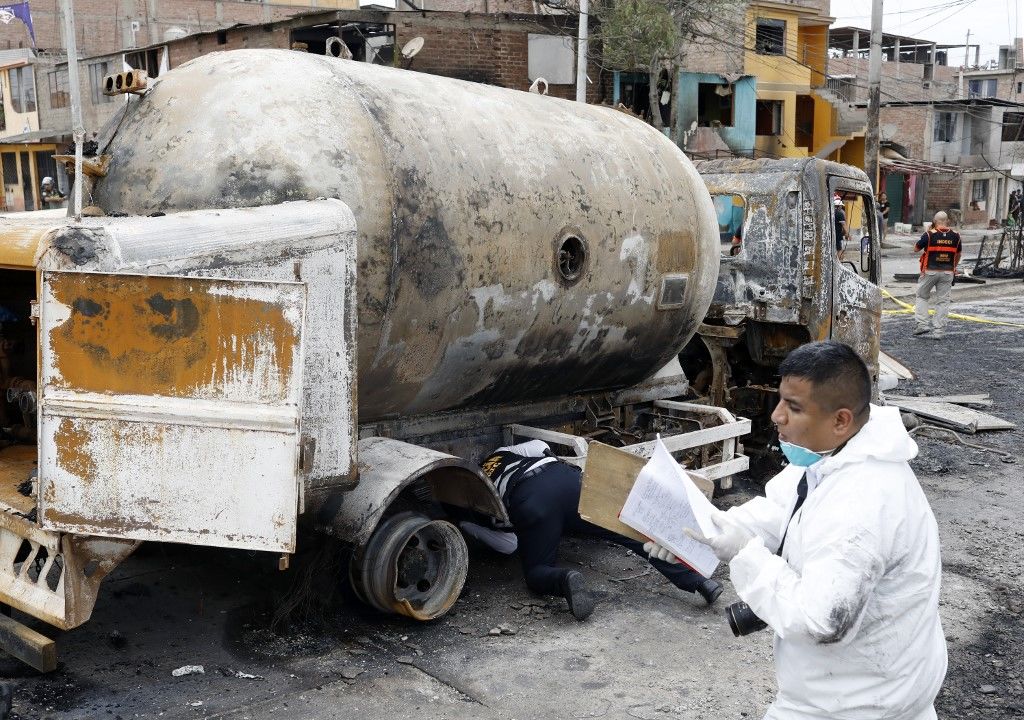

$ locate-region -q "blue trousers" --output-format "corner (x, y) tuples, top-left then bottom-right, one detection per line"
(506, 462), (708, 596)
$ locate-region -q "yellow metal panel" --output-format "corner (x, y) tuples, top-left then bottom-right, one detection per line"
(0, 222), (50, 269)
(44, 272), (300, 402)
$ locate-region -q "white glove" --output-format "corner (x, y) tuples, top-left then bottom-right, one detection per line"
(643, 540), (680, 564)
(685, 514), (754, 563)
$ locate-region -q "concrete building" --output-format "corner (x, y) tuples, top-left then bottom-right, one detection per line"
(611, 2), (866, 166)
(42, 6), (593, 154)
(0, 48), (61, 212)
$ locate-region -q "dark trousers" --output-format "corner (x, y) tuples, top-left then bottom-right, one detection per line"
(506, 462), (707, 597)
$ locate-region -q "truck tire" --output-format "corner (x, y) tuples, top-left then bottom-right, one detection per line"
(348, 512), (468, 621)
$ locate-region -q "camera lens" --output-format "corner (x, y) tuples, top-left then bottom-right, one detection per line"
(726, 601), (769, 637)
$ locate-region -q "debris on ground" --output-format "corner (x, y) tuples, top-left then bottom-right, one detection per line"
(885, 396), (1015, 433)
(171, 665), (205, 677)
(339, 666), (364, 680)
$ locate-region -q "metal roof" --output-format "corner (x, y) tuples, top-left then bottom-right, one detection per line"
(828, 26), (964, 50)
(879, 156), (961, 175)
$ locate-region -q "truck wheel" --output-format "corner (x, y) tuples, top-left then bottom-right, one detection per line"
(349, 511), (468, 621)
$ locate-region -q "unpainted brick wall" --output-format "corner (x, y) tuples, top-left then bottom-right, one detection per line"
(0, 1), (319, 56)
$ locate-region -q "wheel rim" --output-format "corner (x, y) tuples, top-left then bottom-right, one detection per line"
(350, 512), (468, 620)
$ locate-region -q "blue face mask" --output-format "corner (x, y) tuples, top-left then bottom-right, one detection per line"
(779, 440), (826, 467)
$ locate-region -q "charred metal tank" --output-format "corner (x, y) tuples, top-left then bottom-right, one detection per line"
(92, 50), (719, 421)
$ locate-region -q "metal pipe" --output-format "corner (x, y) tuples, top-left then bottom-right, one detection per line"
(60, 0), (84, 221)
(575, 0), (588, 103)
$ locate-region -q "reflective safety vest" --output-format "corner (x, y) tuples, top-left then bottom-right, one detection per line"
(480, 450), (554, 502)
(919, 228), (961, 272)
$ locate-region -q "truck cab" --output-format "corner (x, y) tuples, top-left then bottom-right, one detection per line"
(685, 158), (883, 469)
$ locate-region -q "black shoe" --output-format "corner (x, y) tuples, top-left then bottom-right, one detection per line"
(697, 578), (723, 606)
(562, 570), (596, 621)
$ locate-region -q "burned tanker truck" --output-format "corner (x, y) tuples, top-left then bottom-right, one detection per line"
(0, 50), (751, 669)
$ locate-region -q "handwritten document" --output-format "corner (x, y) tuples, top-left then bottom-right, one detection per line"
(619, 437), (720, 578)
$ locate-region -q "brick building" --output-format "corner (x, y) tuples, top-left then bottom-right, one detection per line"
(0, 1), (358, 211)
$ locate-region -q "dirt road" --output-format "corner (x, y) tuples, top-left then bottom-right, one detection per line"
(3, 286), (1022, 720)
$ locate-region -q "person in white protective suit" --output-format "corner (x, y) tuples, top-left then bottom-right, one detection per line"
(646, 341), (947, 719)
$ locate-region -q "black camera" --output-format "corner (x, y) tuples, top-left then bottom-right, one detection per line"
(726, 601), (769, 637)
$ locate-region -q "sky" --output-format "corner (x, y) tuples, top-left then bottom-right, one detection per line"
(830, 0), (1022, 65)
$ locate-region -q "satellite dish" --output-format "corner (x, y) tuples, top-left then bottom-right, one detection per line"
(401, 36), (424, 59)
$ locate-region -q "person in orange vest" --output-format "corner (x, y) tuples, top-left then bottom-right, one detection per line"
(914, 211), (961, 338)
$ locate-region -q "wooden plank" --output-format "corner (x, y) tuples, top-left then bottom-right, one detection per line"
(886, 393), (992, 408)
(888, 398), (1015, 433)
(879, 351), (915, 381)
(579, 442), (714, 542)
(0, 611), (56, 673)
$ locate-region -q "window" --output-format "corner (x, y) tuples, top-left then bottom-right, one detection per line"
(1, 153), (16, 185)
(1003, 112), (1024, 142)
(125, 48), (161, 78)
(755, 99), (783, 136)
(48, 70), (69, 109)
(971, 179), (989, 205)
(933, 111), (957, 142)
(697, 83), (734, 127)
(8, 66), (36, 113)
(755, 18), (786, 56)
(89, 61), (113, 104)
(967, 78), (997, 98)
(711, 194), (746, 257)
(527, 34), (575, 85)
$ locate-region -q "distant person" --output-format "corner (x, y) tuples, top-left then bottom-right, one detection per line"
(1010, 189), (1022, 225)
(40, 177), (65, 209)
(833, 196), (848, 259)
(914, 211), (961, 339)
(464, 440), (723, 620)
(877, 192), (890, 241)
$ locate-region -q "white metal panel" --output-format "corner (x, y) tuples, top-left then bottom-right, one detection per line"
(38, 271), (306, 552)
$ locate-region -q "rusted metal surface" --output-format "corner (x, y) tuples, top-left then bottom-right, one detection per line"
(0, 218), (56, 269)
(693, 157), (882, 377)
(37, 200), (359, 493)
(348, 512), (469, 621)
(324, 437), (507, 547)
(90, 50), (720, 423)
(0, 509), (137, 631)
(38, 271), (306, 552)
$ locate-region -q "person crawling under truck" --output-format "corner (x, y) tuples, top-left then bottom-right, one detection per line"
(460, 441), (723, 620)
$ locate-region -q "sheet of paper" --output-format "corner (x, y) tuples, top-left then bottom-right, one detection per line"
(618, 437), (720, 578)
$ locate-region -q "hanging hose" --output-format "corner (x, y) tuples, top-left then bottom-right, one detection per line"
(909, 423), (1016, 463)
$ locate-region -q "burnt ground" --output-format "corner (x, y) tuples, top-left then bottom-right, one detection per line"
(1, 284), (1023, 719)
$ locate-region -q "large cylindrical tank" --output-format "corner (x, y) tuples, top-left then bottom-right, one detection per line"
(92, 50), (719, 422)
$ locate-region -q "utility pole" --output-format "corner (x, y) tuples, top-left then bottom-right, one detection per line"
(575, 0), (588, 103)
(60, 0), (84, 221)
(865, 0), (883, 194)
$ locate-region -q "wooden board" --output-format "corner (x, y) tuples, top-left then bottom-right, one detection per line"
(885, 393), (992, 408)
(888, 398), (1015, 433)
(579, 441), (713, 542)
(879, 350), (915, 381)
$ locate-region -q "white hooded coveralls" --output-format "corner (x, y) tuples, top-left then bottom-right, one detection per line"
(726, 405), (947, 720)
